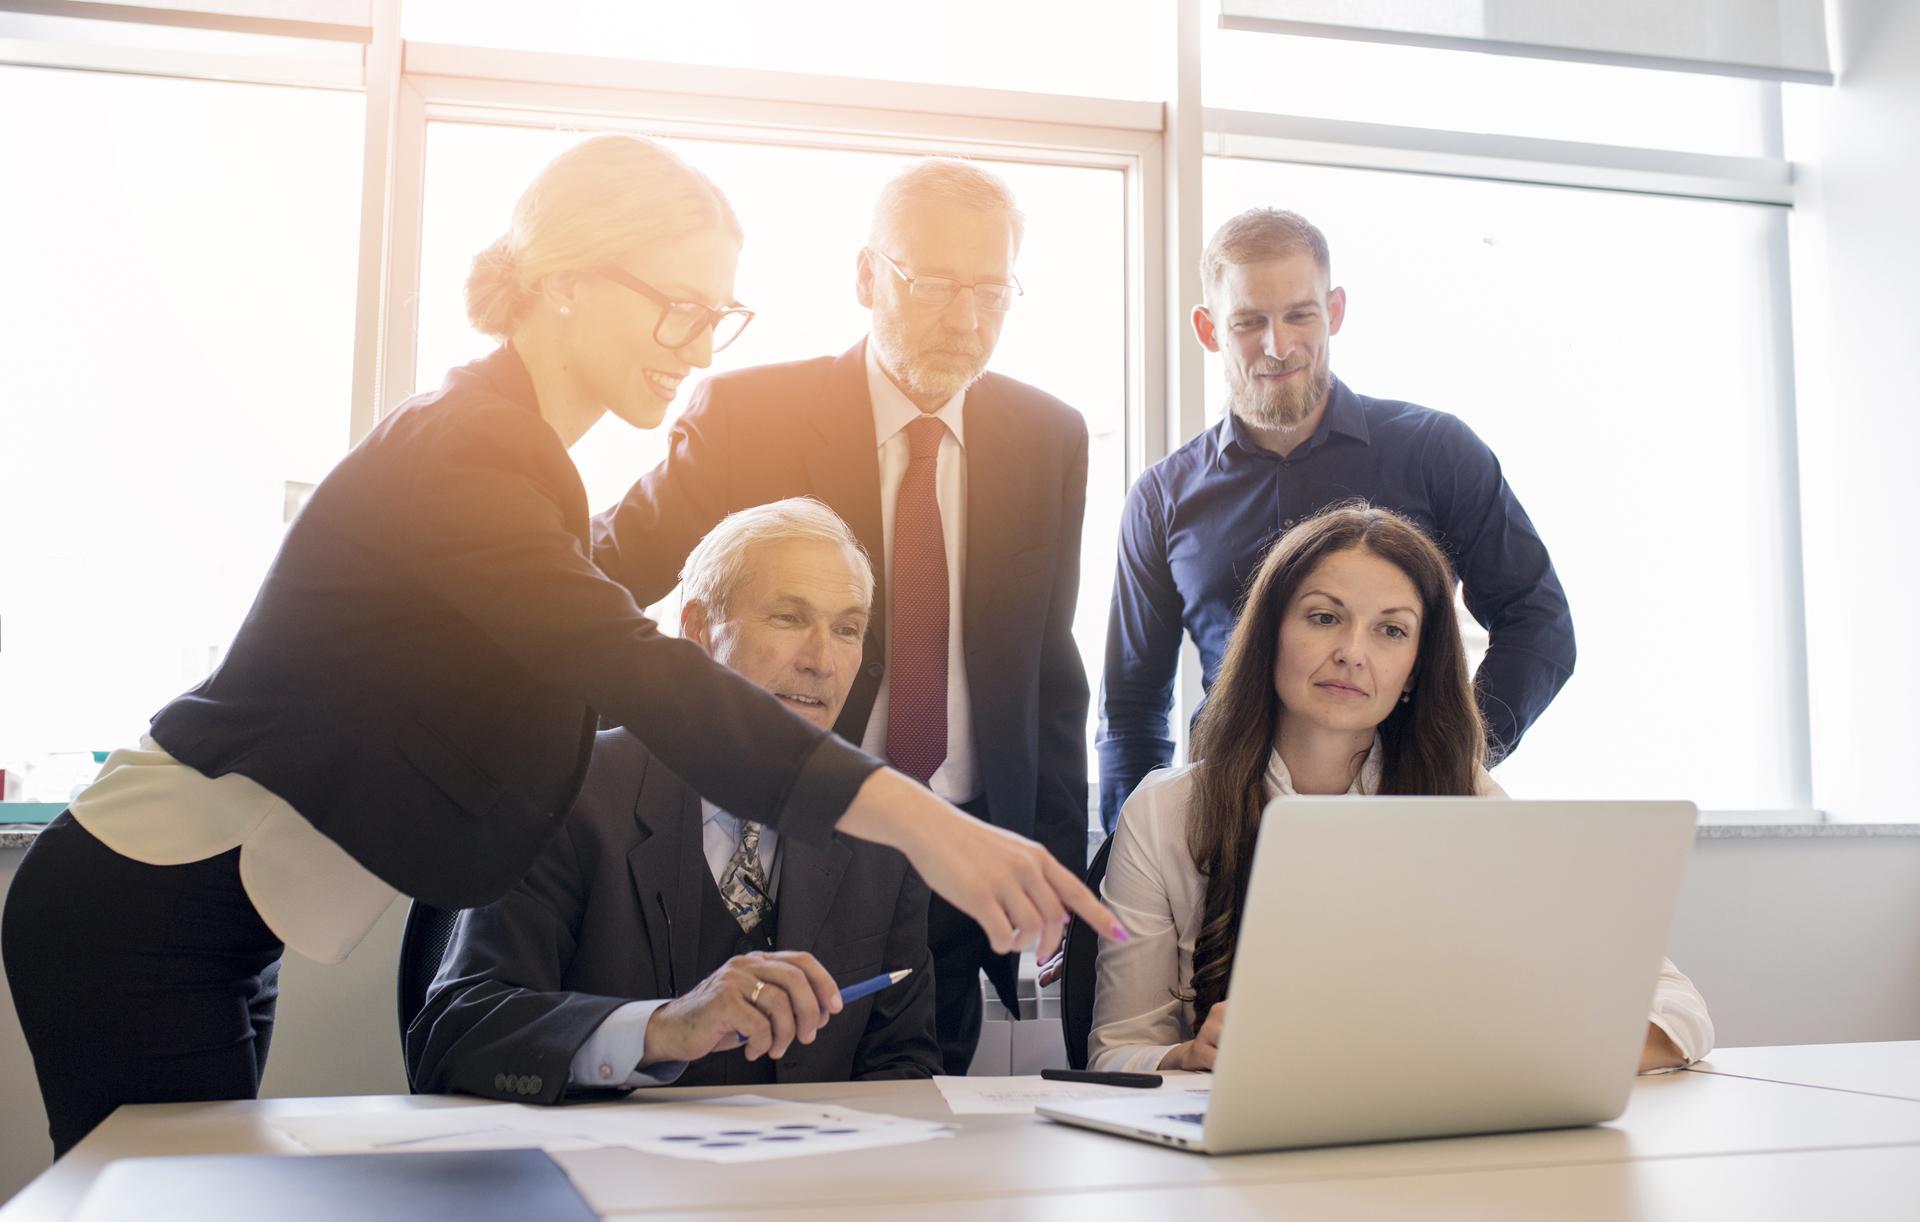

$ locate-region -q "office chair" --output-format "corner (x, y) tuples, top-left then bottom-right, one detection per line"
(1060, 835), (1114, 1071)
(396, 899), (462, 1091)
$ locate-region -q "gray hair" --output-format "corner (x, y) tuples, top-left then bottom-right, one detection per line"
(680, 498), (873, 619)
(1200, 208), (1330, 304)
(869, 157), (1025, 254)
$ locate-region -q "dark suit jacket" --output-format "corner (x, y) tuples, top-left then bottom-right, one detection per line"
(147, 346), (879, 909)
(593, 341), (1091, 873)
(405, 729), (940, 1102)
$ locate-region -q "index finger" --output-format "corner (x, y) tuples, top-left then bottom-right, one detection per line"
(774, 951), (845, 1015)
(1044, 854), (1127, 945)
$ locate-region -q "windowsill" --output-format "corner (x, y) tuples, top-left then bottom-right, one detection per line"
(1695, 821), (1920, 839)
(1078, 813), (1920, 860)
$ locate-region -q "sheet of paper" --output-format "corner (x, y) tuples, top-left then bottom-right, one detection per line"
(272, 1106), (602, 1156)
(274, 1096), (951, 1165)
(933, 1072), (1214, 1115)
(512, 1095), (951, 1163)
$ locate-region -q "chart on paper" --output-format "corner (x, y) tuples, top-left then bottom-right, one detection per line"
(274, 1096), (952, 1165)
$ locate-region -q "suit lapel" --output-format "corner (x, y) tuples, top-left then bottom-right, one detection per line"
(807, 341), (888, 741)
(962, 377), (1023, 632)
(772, 832), (851, 1085)
(773, 833), (851, 958)
(625, 757), (706, 999)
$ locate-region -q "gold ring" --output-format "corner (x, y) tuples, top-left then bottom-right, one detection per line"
(748, 979), (766, 1007)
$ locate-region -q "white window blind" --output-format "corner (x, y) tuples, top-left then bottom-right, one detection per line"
(1220, 0), (1832, 83)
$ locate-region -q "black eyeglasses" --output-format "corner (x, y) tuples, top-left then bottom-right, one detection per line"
(598, 268), (755, 352)
(865, 248), (1022, 312)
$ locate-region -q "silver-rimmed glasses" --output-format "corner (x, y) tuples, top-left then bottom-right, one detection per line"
(865, 248), (1022, 312)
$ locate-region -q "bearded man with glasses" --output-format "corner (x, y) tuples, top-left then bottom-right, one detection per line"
(595, 158), (1090, 1076)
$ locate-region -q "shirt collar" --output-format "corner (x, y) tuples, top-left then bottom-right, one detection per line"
(1263, 735), (1385, 799)
(1214, 374), (1368, 468)
(865, 337), (968, 450)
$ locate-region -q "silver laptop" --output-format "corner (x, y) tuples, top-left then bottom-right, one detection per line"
(1040, 798), (1698, 1154)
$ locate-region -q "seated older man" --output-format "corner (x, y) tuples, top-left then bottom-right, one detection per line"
(406, 499), (939, 1100)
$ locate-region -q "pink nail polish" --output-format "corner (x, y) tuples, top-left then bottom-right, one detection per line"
(1110, 924), (1131, 943)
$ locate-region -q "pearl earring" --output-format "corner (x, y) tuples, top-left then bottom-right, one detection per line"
(1400, 690), (1412, 704)
(557, 304), (571, 317)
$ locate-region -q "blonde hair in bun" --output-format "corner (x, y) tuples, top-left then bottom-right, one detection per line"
(465, 133), (742, 340)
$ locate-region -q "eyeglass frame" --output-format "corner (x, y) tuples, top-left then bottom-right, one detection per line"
(864, 247), (1023, 312)
(595, 267), (756, 352)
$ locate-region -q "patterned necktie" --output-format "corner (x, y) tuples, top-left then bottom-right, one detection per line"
(718, 820), (772, 934)
(886, 415), (950, 786)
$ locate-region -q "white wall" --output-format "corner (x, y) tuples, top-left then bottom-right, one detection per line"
(1788, 0), (1920, 824)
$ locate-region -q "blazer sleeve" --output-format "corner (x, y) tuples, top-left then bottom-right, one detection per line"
(1034, 417), (1092, 873)
(404, 820), (635, 1105)
(404, 397), (878, 845)
(847, 863), (942, 1081)
(589, 376), (735, 608)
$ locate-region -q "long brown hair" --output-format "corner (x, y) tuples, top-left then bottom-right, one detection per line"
(1183, 503), (1485, 1027)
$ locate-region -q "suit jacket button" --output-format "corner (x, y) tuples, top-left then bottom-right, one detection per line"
(865, 662), (883, 678)
(528, 1075), (543, 1094)
(494, 1074), (507, 1091)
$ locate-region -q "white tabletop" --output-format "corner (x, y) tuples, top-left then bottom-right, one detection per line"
(7, 1045), (1920, 1220)
(617, 1144), (1920, 1222)
(1692, 1040), (1920, 1101)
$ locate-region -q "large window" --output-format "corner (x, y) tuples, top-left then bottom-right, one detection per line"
(2, 1), (1820, 822)
(1203, 157), (1801, 810)
(413, 122), (1127, 751)
(0, 65), (362, 789)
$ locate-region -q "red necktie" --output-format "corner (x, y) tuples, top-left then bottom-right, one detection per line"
(886, 415), (949, 786)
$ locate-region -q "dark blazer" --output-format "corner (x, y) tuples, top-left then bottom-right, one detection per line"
(593, 342), (1091, 873)
(405, 729), (941, 1102)
(147, 347), (880, 910)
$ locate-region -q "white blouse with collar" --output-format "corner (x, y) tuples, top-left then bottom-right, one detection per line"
(1088, 740), (1715, 1074)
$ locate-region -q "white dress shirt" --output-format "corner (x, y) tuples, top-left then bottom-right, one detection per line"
(1088, 740), (1716, 1074)
(66, 737), (398, 965)
(856, 340), (979, 805)
(570, 801), (781, 1089)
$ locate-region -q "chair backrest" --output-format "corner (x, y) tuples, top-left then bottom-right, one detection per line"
(1060, 835), (1114, 1071)
(396, 900), (462, 1091)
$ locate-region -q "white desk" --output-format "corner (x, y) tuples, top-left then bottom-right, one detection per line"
(6, 1045), (1920, 1220)
(1692, 1040), (1920, 1101)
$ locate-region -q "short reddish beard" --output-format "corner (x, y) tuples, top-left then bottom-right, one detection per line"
(1229, 354), (1330, 431)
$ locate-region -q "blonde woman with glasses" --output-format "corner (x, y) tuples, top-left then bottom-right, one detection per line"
(5, 134), (1117, 1157)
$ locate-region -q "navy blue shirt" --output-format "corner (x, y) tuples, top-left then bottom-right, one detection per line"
(1096, 376), (1574, 830)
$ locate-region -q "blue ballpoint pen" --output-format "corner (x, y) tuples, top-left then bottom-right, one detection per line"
(837, 968), (913, 1006)
(729, 969), (912, 1047)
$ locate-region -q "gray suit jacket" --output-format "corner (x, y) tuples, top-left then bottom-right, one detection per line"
(405, 728), (940, 1103)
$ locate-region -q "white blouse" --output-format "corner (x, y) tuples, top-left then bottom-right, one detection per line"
(1089, 741), (1715, 1074)
(67, 737), (397, 965)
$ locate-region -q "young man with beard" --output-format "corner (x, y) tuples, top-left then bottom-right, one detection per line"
(1096, 208), (1575, 831)
(593, 160), (1090, 1075)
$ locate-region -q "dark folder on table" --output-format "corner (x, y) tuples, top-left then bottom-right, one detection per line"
(71, 1148), (597, 1221)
